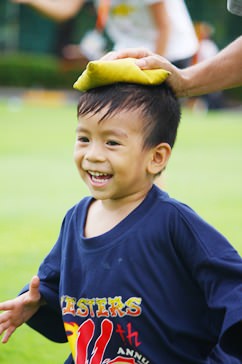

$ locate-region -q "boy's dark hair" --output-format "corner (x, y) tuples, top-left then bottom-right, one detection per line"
(77, 82), (181, 149)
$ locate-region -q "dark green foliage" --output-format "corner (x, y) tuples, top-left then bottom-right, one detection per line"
(0, 53), (84, 89)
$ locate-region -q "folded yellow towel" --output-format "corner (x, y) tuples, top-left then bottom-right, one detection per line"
(73, 58), (170, 91)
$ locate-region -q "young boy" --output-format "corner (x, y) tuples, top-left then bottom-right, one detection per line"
(1, 60), (242, 364)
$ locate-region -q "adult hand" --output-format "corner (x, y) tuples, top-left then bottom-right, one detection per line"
(101, 48), (185, 97)
(101, 38), (242, 97)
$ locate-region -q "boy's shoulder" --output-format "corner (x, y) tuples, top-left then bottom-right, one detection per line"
(152, 186), (228, 253)
(153, 185), (198, 220)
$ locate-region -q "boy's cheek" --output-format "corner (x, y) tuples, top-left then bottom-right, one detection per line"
(73, 144), (81, 161)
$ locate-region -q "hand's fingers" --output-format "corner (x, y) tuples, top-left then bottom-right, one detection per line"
(0, 311), (10, 326)
(0, 317), (15, 340)
(0, 320), (9, 335)
(115, 47), (153, 59)
(0, 300), (15, 312)
(1, 326), (16, 344)
(135, 55), (173, 70)
(28, 276), (40, 301)
(100, 51), (118, 60)
(29, 275), (40, 290)
(101, 47), (153, 61)
(100, 49), (173, 73)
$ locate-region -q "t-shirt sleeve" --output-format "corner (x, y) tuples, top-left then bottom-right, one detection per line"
(171, 203), (242, 358)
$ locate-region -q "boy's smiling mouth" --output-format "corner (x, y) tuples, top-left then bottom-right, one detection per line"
(88, 171), (112, 185)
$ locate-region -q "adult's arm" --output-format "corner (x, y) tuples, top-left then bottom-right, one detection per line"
(149, 1), (170, 55)
(102, 36), (242, 97)
(10, 0), (85, 22)
(177, 36), (242, 97)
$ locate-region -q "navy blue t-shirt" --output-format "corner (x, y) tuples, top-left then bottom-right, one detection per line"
(26, 185), (242, 363)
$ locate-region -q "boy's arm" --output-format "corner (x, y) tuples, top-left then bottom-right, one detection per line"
(101, 36), (242, 97)
(0, 276), (43, 343)
(149, 2), (170, 56)
(9, 0), (85, 22)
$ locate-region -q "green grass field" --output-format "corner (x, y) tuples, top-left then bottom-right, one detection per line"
(0, 99), (242, 363)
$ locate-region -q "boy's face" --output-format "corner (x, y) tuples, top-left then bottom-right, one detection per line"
(74, 107), (155, 202)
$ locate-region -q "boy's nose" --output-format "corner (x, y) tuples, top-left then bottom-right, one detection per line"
(85, 143), (106, 162)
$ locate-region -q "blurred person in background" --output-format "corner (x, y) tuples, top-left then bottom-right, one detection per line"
(188, 22), (224, 111)
(9, 0), (198, 68)
(103, 0), (242, 98)
(95, 0), (198, 69)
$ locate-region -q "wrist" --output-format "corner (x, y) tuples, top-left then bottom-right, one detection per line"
(175, 68), (192, 98)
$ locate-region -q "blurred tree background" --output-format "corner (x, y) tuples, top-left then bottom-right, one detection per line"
(0, 0), (241, 96)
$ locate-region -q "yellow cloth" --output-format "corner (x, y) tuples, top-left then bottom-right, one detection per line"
(73, 58), (170, 91)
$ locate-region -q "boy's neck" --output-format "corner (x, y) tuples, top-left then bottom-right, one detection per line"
(84, 188), (151, 238)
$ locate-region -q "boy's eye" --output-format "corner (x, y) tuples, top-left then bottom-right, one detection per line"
(77, 136), (89, 143)
(106, 140), (120, 146)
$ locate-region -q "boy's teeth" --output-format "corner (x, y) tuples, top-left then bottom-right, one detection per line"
(89, 171), (108, 177)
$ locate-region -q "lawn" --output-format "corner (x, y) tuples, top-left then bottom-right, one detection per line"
(0, 99), (242, 363)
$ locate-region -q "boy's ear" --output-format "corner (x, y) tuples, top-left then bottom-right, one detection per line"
(147, 143), (171, 175)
